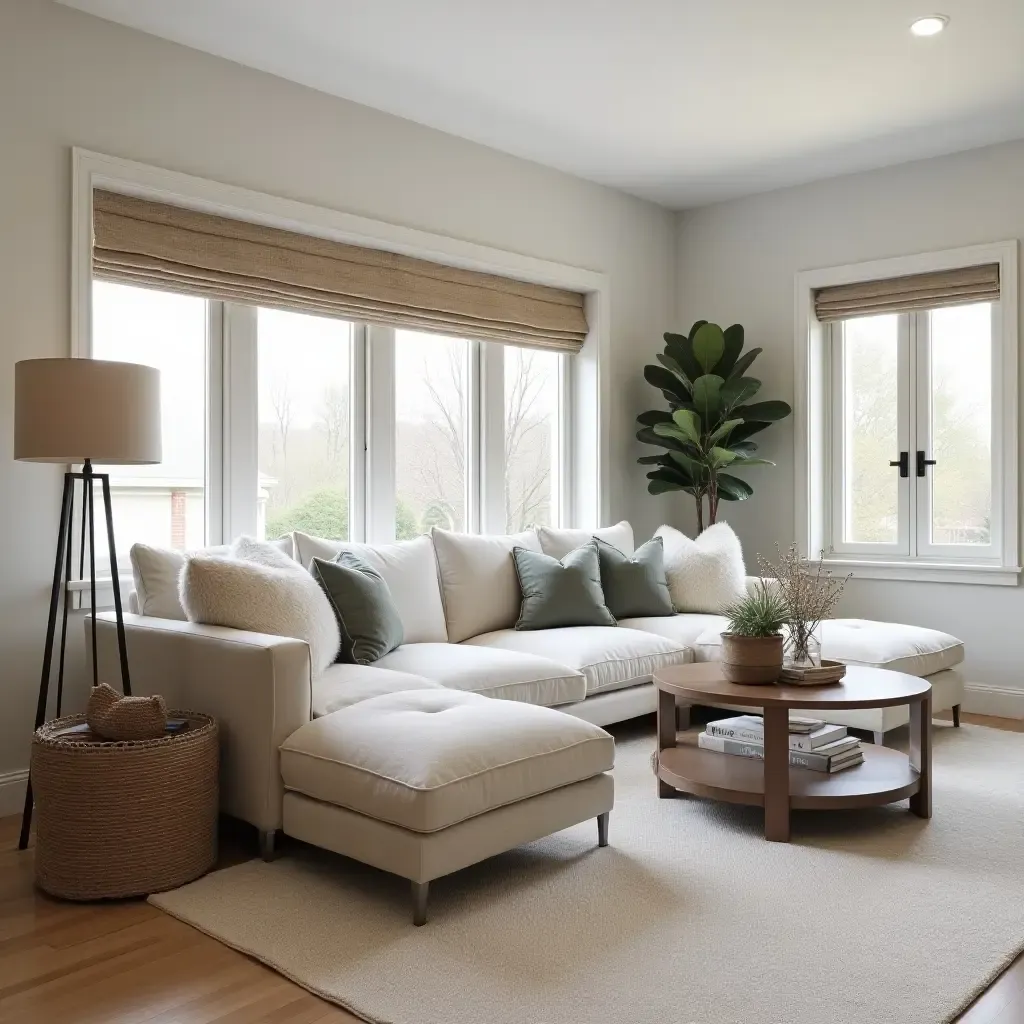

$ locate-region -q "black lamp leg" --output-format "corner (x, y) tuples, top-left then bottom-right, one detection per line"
(85, 461), (98, 690)
(100, 473), (131, 696)
(19, 472), (74, 851)
(54, 478), (75, 719)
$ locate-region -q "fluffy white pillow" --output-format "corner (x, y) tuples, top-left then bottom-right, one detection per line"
(431, 528), (541, 643)
(179, 537), (340, 675)
(536, 521), (635, 559)
(655, 522), (747, 613)
(291, 532), (448, 643)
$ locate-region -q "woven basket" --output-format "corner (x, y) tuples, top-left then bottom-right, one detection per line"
(32, 712), (219, 900)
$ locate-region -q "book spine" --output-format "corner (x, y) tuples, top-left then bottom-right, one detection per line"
(699, 733), (837, 771)
(705, 723), (765, 743)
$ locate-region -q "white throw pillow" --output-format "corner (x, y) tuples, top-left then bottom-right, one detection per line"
(536, 521), (635, 559)
(179, 538), (339, 675)
(431, 528), (541, 643)
(655, 522), (747, 613)
(292, 532), (448, 643)
(130, 537), (292, 620)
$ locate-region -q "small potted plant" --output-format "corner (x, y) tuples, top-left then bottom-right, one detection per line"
(720, 579), (788, 684)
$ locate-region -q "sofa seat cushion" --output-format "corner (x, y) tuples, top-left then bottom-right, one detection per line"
(619, 613), (729, 659)
(694, 618), (964, 677)
(312, 663), (444, 718)
(374, 643), (586, 706)
(280, 689), (614, 833)
(464, 627), (691, 696)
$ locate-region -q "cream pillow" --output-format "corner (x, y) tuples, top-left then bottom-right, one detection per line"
(291, 532), (448, 643)
(179, 537), (340, 674)
(655, 522), (747, 613)
(431, 528), (541, 643)
(536, 521), (635, 560)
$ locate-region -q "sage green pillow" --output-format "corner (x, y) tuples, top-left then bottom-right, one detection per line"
(310, 553), (404, 665)
(512, 540), (616, 631)
(597, 536), (674, 618)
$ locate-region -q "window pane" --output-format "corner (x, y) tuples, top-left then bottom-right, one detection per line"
(928, 303), (992, 546)
(395, 331), (468, 537)
(840, 314), (899, 544)
(504, 346), (559, 531)
(91, 281), (207, 563)
(258, 309), (351, 542)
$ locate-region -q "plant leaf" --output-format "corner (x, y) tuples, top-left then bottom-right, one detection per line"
(720, 376), (761, 411)
(687, 320), (708, 339)
(732, 400), (792, 422)
(670, 408), (702, 444)
(648, 477), (698, 496)
(647, 467), (695, 490)
(644, 365), (690, 402)
(691, 323), (726, 374)
(710, 447), (738, 468)
(638, 453), (671, 465)
(728, 456), (774, 467)
(716, 473), (755, 501)
(715, 324), (745, 377)
(656, 353), (692, 392)
(727, 420), (771, 443)
(728, 347), (762, 379)
(636, 409), (674, 427)
(664, 332), (703, 381)
(708, 417), (744, 446)
(637, 425), (689, 452)
(690, 374), (724, 425)
(730, 440), (759, 454)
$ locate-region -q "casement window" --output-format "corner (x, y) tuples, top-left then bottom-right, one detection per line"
(796, 244), (1019, 585)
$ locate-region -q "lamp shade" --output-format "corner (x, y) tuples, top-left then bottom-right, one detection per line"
(15, 358), (162, 465)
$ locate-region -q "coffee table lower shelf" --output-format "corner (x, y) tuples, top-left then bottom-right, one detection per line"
(658, 733), (921, 811)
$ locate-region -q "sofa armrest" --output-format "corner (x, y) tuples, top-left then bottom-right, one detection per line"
(89, 612), (312, 831)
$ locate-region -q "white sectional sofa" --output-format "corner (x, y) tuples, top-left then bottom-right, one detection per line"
(89, 522), (965, 840)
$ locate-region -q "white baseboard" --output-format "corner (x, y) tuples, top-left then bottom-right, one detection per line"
(0, 769), (28, 818)
(963, 683), (1024, 720)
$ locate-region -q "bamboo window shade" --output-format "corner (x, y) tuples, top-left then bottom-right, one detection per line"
(813, 263), (1000, 322)
(91, 190), (589, 352)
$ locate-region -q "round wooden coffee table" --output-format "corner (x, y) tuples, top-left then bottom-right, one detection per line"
(654, 663), (932, 842)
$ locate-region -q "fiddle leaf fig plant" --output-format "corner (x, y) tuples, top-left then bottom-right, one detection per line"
(637, 321), (791, 532)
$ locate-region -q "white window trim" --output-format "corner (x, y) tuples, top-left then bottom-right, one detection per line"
(794, 240), (1019, 586)
(71, 148), (610, 544)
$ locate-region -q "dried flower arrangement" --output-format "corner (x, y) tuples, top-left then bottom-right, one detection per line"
(757, 544), (852, 666)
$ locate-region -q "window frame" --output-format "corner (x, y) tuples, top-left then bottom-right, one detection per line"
(71, 149), (607, 588)
(796, 241), (1019, 586)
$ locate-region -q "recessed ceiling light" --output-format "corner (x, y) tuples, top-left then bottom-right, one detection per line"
(910, 15), (949, 36)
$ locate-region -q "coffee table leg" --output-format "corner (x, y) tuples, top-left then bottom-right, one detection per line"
(909, 692), (932, 819)
(657, 686), (676, 798)
(763, 705), (791, 842)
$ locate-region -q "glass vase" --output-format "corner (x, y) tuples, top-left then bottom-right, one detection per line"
(785, 621), (822, 669)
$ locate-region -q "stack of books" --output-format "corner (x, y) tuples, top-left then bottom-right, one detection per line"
(697, 715), (864, 773)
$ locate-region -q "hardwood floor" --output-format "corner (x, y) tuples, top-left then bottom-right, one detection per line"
(1, 711), (1021, 1023)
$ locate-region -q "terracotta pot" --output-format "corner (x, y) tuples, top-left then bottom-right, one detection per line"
(720, 633), (784, 685)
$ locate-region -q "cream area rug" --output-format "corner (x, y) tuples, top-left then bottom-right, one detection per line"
(151, 722), (1024, 1024)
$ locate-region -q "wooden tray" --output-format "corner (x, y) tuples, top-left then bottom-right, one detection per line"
(777, 660), (847, 686)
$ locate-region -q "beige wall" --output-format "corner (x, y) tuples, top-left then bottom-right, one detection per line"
(0, 0), (678, 782)
(675, 138), (1024, 714)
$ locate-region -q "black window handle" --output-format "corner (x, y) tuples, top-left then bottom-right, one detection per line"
(889, 452), (909, 478)
(916, 451), (937, 477)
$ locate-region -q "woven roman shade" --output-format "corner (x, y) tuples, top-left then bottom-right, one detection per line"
(92, 190), (588, 352)
(814, 263), (1000, 322)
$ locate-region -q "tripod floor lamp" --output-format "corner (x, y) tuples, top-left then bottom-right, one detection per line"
(14, 357), (162, 850)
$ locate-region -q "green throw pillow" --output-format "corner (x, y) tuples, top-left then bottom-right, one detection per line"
(597, 536), (674, 619)
(310, 553), (404, 665)
(512, 540), (616, 630)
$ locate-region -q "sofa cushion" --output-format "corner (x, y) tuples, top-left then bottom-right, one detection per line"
(694, 618), (964, 677)
(431, 528), (541, 643)
(656, 522), (747, 613)
(512, 541), (616, 630)
(598, 536), (674, 619)
(619, 612), (729, 660)
(280, 689), (614, 833)
(375, 642), (586, 706)
(465, 626), (691, 696)
(293, 532), (447, 644)
(312, 664), (444, 717)
(536, 521), (634, 559)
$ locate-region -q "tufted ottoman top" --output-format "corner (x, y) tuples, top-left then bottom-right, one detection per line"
(279, 689), (614, 833)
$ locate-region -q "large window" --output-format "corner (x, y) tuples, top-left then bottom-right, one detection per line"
(90, 281), (210, 566)
(828, 303), (998, 562)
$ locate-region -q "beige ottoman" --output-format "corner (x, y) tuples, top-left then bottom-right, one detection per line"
(279, 689), (615, 924)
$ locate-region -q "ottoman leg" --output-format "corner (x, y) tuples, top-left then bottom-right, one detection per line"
(412, 881), (429, 926)
(952, 704), (961, 728)
(258, 829), (277, 862)
(597, 812), (609, 848)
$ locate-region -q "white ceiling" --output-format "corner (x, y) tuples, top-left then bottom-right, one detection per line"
(59, 0), (1024, 209)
